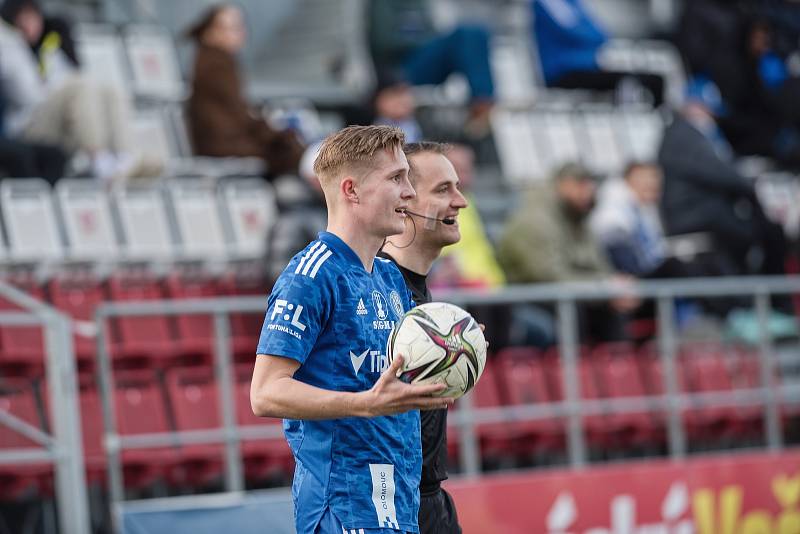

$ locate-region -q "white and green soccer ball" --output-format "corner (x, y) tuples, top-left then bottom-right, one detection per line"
(387, 302), (487, 399)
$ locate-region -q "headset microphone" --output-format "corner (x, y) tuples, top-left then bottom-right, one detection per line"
(402, 209), (455, 225)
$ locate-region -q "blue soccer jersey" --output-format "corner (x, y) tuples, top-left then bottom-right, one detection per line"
(256, 232), (420, 533)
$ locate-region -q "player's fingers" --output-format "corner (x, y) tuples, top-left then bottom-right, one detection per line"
(479, 323), (486, 332)
(376, 354), (404, 384)
(406, 382), (446, 396)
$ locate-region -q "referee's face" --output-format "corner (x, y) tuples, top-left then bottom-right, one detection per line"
(407, 152), (467, 248)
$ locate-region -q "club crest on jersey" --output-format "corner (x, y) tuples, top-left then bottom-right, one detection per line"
(389, 290), (404, 318)
(370, 291), (395, 330)
(372, 291), (389, 320)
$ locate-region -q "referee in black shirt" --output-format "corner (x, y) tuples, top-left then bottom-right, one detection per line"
(380, 141), (468, 534)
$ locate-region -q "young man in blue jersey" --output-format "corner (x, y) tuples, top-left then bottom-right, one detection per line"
(251, 125), (454, 534)
(380, 142), (468, 534)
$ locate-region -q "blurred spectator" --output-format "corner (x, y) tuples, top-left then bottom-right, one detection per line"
(0, 78), (66, 182)
(265, 142), (327, 281)
(185, 4), (304, 178)
(367, 0), (495, 135)
(590, 162), (674, 277)
(658, 77), (787, 278)
(0, 0), (152, 182)
(1, 0), (79, 67)
(678, 2), (800, 165)
(532, 0), (665, 106)
(372, 71), (423, 143)
(497, 162), (638, 343)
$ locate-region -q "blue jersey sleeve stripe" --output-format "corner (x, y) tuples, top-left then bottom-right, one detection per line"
(301, 243), (329, 276)
(309, 250), (333, 279)
(295, 241), (323, 274)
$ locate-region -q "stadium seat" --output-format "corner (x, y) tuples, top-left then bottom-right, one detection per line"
(164, 367), (225, 488)
(0, 276), (47, 378)
(164, 271), (220, 365)
(234, 367), (293, 483)
(105, 272), (183, 368)
(544, 348), (609, 449)
(0, 178), (64, 265)
(0, 381), (51, 500)
(75, 24), (131, 93)
(111, 184), (176, 264)
(491, 109), (547, 185)
(74, 384), (107, 485)
(639, 343), (739, 446)
(591, 343), (662, 448)
(465, 357), (520, 463)
(166, 180), (229, 263)
(122, 25), (185, 102)
(490, 37), (537, 104)
(55, 179), (121, 264)
(494, 348), (564, 455)
(112, 369), (179, 489)
(575, 109), (625, 175)
(219, 269), (270, 362)
(681, 344), (760, 440)
(47, 273), (107, 371)
(218, 179), (279, 261)
(617, 109), (664, 162)
(534, 111), (583, 173)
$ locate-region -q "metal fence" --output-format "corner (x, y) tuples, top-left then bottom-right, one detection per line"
(0, 281), (89, 534)
(91, 275), (800, 531)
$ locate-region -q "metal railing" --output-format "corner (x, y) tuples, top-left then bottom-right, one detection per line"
(0, 281), (89, 534)
(94, 275), (800, 531)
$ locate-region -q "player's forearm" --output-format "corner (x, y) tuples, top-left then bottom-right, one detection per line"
(251, 375), (370, 420)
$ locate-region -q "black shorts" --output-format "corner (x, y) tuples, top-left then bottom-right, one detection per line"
(418, 487), (462, 534)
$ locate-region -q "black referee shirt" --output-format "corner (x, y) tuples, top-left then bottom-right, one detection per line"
(379, 251), (449, 493)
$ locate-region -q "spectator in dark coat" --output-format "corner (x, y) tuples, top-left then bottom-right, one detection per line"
(658, 77), (786, 278)
(185, 4), (304, 178)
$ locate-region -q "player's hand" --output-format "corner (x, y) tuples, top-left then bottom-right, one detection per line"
(358, 355), (453, 416)
(479, 323), (490, 350)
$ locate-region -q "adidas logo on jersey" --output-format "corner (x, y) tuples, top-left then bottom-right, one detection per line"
(356, 298), (368, 316)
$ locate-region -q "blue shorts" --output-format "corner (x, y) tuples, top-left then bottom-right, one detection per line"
(314, 507), (414, 534)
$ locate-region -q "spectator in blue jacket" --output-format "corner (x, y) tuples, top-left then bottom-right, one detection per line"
(368, 0), (495, 136)
(532, 0), (664, 106)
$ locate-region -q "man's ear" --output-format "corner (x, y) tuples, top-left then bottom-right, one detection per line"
(342, 176), (359, 203)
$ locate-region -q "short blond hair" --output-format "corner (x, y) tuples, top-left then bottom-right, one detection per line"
(313, 125), (405, 185)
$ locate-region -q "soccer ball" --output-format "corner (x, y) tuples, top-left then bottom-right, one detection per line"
(386, 302), (487, 399)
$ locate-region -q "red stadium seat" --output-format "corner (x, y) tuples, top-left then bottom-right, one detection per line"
(544, 348), (609, 449)
(591, 343), (662, 448)
(47, 273), (107, 372)
(0, 381), (51, 500)
(494, 348), (564, 455)
(639, 343), (739, 445)
(105, 273), (181, 368)
(235, 365), (293, 483)
(464, 357), (522, 463)
(164, 271), (221, 365)
(683, 344), (761, 440)
(218, 270), (270, 363)
(164, 367), (225, 488)
(0, 276), (47, 378)
(112, 370), (179, 489)
(75, 385), (108, 485)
